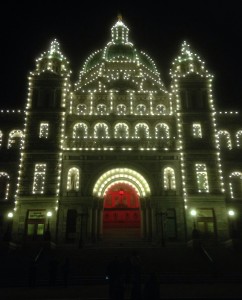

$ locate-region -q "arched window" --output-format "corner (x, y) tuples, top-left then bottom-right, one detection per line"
(236, 130), (242, 148)
(116, 104), (127, 115)
(229, 172), (242, 199)
(192, 123), (202, 138)
(73, 123), (88, 139)
(32, 164), (46, 194)
(155, 104), (166, 115)
(0, 172), (10, 200)
(216, 130), (232, 149)
(134, 123), (150, 139)
(94, 123), (109, 139)
(155, 123), (170, 139)
(8, 130), (23, 149)
(0, 130), (2, 147)
(39, 122), (49, 138)
(67, 167), (80, 191)
(195, 163), (209, 193)
(96, 104), (107, 115)
(136, 104), (147, 115)
(77, 104), (87, 115)
(163, 167), (176, 190)
(114, 123), (129, 139)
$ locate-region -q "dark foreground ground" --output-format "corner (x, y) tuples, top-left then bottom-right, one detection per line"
(0, 240), (242, 299)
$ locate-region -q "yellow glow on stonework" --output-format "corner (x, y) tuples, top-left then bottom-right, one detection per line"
(93, 168), (150, 197)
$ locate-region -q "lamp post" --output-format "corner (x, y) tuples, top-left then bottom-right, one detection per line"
(156, 211), (167, 247)
(190, 209), (197, 229)
(228, 209), (237, 238)
(3, 212), (14, 242)
(190, 209), (200, 240)
(44, 211), (52, 241)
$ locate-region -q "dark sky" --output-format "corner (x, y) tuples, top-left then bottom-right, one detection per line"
(1, 0), (242, 111)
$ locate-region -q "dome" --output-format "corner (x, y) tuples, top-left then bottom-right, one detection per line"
(76, 16), (166, 93)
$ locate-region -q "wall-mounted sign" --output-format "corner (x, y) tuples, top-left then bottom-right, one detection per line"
(28, 210), (46, 219)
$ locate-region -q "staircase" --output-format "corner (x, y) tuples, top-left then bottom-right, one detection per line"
(0, 240), (242, 288)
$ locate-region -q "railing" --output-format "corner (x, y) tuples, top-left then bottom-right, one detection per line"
(63, 138), (177, 150)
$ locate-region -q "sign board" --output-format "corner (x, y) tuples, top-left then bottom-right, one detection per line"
(28, 210), (46, 219)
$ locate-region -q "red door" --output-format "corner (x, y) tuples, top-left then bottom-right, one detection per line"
(103, 183), (141, 239)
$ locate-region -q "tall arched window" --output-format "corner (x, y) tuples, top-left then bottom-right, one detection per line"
(134, 123), (150, 139)
(114, 123), (129, 139)
(236, 130), (242, 148)
(8, 130), (23, 149)
(32, 164), (46, 194)
(73, 123), (88, 139)
(229, 172), (242, 199)
(94, 123), (109, 139)
(216, 130), (232, 149)
(163, 167), (176, 190)
(67, 167), (80, 191)
(155, 123), (170, 139)
(195, 163), (209, 193)
(0, 172), (10, 200)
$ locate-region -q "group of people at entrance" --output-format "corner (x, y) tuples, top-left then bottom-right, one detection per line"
(106, 251), (160, 300)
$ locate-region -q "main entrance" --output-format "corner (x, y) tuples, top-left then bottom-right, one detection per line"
(103, 182), (141, 240)
(93, 167), (151, 241)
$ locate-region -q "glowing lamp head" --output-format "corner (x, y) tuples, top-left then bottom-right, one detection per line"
(47, 211), (52, 217)
(228, 210), (235, 217)
(7, 212), (13, 218)
(190, 209), (197, 217)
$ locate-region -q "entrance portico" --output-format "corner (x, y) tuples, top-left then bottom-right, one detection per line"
(91, 168), (153, 242)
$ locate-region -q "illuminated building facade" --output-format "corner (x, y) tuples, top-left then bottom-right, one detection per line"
(0, 17), (242, 245)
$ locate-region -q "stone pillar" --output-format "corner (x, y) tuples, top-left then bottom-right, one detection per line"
(97, 209), (103, 240)
(151, 207), (156, 241)
(92, 208), (98, 242)
(146, 206), (151, 240)
(87, 208), (93, 241)
(141, 202), (146, 239)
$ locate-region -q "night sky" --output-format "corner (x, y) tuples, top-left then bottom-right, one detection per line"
(1, 0), (242, 111)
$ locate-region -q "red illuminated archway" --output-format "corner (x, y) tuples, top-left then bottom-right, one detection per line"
(103, 182), (141, 239)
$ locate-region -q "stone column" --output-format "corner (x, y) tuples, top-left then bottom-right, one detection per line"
(92, 208), (98, 242)
(151, 207), (156, 242)
(146, 206), (151, 240)
(140, 200), (146, 239)
(87, 207), (93, 241)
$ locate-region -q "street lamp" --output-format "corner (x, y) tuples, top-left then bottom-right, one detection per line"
(228, 209), (238, 239)
(190, 209), (197, 229)
(44, 211), (52, 241)
(190, 209), (200, 240)
(3, 212), (14, 242)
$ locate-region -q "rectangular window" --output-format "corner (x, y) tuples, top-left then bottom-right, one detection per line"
(192, 123), (202, 138)
(32, 163), (46, 194)
(195, 163), (209, 192)
(39, 122), (49, 138)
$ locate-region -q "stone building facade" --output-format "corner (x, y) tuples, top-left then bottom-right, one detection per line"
(0, 17), (241, 246)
